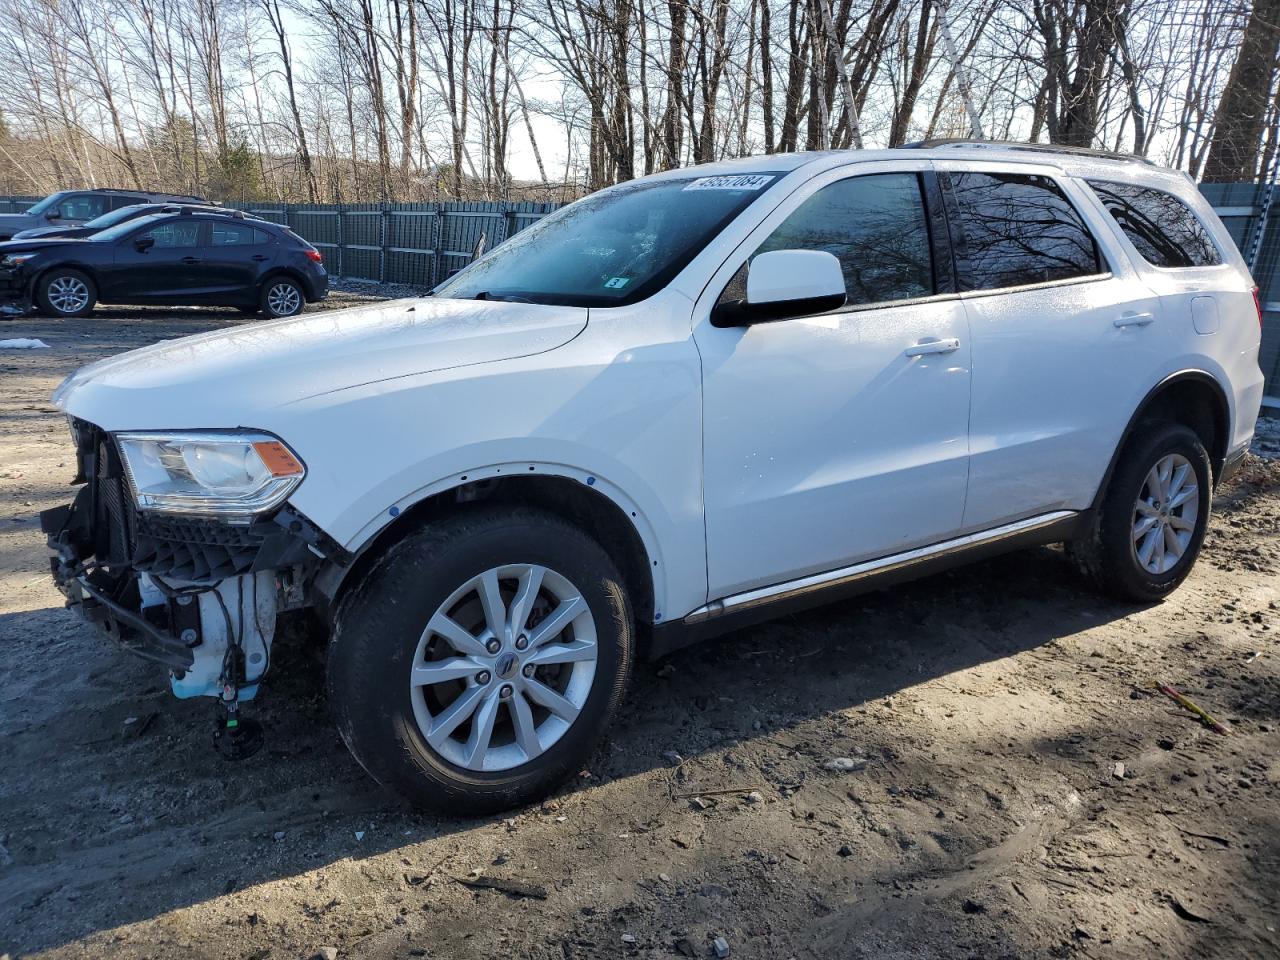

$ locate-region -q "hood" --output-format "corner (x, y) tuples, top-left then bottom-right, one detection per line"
(53, 296), (588, 430)
(0, 213), (36, 234)
(11, 225), (85, 241)
(0, 236), (94, 254)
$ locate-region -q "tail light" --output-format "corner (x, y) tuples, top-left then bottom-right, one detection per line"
(1253, 286), (1264, 330)
(305, 249), (323, 263)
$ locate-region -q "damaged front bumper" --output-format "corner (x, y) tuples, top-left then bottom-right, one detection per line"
(0, 266), (32, 314)
(41, 419), (345, 698)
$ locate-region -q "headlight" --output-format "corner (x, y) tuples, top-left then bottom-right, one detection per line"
(1, 252), (37, 267)
(115, 431), (305, 521)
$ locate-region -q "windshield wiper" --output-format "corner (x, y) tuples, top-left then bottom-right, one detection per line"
(472, 291), (534, 304)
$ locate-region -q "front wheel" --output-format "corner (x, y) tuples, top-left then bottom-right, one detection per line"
(328, 506), (634, 813)
(1067, 420), (1211, 602)
(35, 269), (96, 318)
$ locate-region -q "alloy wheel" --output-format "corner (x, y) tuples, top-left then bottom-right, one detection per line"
(48, 276), (89, 314)
(1131, 452), (1199, 575)
(409, 563), (598, 772)
(267, 282), (301, 316)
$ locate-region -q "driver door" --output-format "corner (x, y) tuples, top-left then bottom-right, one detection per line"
(693, 164), (972, 599)
(107, 219), (206, 301)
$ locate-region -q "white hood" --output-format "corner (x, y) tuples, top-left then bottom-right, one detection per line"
(54, 296), (588, 431)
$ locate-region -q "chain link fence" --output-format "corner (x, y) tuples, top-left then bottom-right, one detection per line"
(1, 188), (1277, 400)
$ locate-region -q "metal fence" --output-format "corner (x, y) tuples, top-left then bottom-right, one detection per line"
(0, 195), (561, 290)
(1197, 183), (1280, 405)
(1, 187), (1277, 401)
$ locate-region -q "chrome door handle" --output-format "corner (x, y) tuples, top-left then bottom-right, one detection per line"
(904, 337), (960, 357)
(1114, 312), (1154, 328)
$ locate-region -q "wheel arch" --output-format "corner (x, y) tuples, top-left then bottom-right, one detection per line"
(314, 468), (661, 646)
(1091, 369), (1231, 511)
(259, 267), (311, 302)
(32, 262), (101, 299)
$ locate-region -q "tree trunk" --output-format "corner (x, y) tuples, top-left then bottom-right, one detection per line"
(1204, 0), (1280, 181)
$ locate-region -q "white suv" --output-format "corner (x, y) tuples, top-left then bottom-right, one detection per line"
(41, 142), (1264, 811)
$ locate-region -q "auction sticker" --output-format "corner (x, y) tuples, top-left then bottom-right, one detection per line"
(682, 174), (775, 191)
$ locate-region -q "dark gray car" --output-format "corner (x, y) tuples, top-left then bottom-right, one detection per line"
(0, 188), (206, 241)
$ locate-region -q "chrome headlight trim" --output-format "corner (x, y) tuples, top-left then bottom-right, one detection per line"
(114, 430), (305, 522)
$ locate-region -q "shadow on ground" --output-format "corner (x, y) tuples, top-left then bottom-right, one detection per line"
(0, 542), (1144, 955)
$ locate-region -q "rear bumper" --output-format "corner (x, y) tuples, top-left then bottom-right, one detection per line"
(304, 269), (329, 302)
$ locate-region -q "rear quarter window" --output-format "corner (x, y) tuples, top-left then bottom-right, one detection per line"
(1086, 180), (1222, 268)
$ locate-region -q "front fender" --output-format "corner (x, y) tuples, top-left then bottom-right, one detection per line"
(274, 317), (708, 624)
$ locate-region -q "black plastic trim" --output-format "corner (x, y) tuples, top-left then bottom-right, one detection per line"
(646, 511), (1085, 660)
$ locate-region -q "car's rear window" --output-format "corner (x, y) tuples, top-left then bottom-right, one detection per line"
(1087, 180), (1222, 268)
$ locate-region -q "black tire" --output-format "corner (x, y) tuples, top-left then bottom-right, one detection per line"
(1067, 420), (1212, 602)
(259, 276), (305, 318)
(34, 269), (96, 318)
(328, 506), (634, 814)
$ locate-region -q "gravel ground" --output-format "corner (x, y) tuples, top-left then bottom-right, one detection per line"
(1, 296), (1278, 960)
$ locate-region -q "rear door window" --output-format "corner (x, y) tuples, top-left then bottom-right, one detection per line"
(210, 222), (271, 246)
(1086, 180), (1221, 268)
(750, 172), (936, 306)
(944, 172), (1104, 291)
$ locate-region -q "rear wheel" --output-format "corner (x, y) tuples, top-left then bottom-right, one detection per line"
(260, 277), (304, 318)
(35, 269), (96, 318)
(1067, 420), (1211, 602)
(328, 506), (634, 813)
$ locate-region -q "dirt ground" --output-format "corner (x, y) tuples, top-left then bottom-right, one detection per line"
(1, 291), (1279, 960)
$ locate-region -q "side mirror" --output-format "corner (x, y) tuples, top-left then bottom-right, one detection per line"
(712, 249), (846, 327)
(46, 210), (61, 221)
(133, 235), (155, 253)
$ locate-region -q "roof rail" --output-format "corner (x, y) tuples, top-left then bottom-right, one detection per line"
(900, 138), (1156, 166)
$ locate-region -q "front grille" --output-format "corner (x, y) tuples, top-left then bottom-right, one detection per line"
(133, 515), (268, 581)
(88, 432), (135, 567)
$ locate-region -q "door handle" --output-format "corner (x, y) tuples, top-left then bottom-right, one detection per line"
(181, 256), (201, 265)
(1113, 311), (1154, 328)
(251, 254), (269, 262)
(904, 337), (961, 357)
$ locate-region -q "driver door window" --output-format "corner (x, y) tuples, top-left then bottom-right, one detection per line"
(57, 194), (110, 220)
(756, 173), (936, 305)
(139, 221), (202, 248)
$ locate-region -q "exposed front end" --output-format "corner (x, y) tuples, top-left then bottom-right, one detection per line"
(40, 419), (341, 717)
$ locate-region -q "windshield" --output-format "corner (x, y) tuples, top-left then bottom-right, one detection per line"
(434, 172), (784, 307)
(89, 213), (169, 242)
(83, 205), (155, 230)
(25, 192), (67, 216)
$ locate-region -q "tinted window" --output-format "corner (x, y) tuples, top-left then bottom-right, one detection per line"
(211, 222), (270, 246)
(751, 173), (934, 306)
(57, 194), (110, 220)
(946, 173), (1102, 291)
(1087, 180), (1221, 268)
(140, 221), (201, 248)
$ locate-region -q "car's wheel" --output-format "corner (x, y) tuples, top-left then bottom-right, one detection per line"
(1067, 420), (1212, 602)
(260, 277), (304, 318)
(328, 506), (634, 813)
(35, 269), (96, 318)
